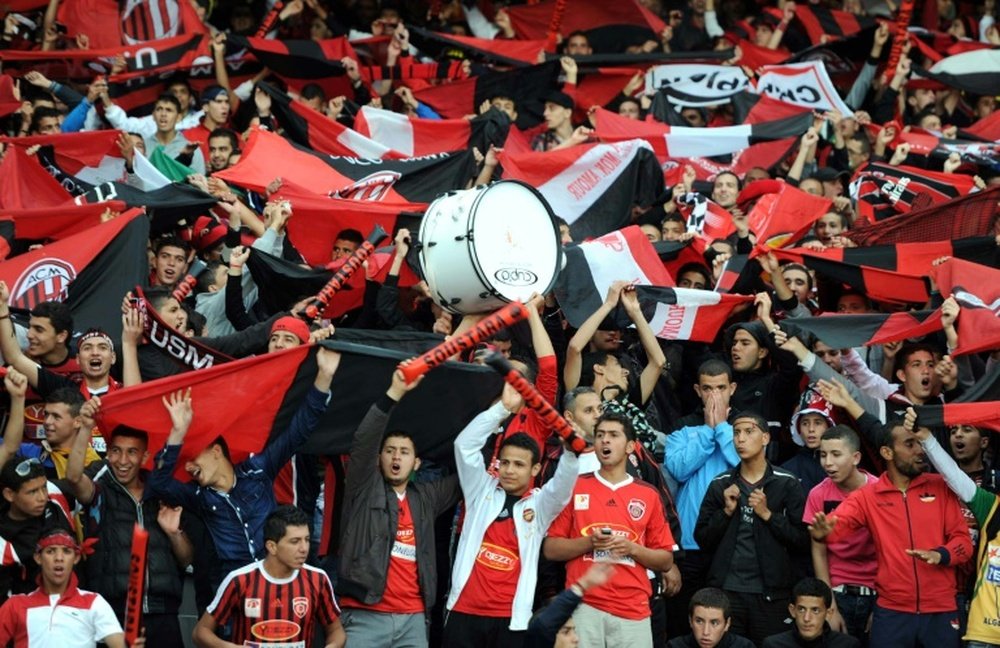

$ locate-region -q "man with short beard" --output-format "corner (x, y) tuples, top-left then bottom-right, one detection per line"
(65, 398), (193, 648)
(809, 421), (972, 648)
(337, 370), (460, 647)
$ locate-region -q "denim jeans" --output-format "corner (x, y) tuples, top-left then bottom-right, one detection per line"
(835, 590), (877, 645)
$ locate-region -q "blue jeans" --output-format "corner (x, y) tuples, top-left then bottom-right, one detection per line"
(835, 590), (876, 645)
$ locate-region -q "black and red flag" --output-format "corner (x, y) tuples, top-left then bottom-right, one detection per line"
(244, 248), (366, 321)
(592, 106), (812, 160)
(412, 60), (561, 121)
(504, 0), (665, 52)
(915, 363), (1000, 431)
(226, 34), (358, 97)
(214, 128), (476, 203)
(1, 130), (127, 195)
(553, 226), (753, 342)
(772, 248), (930, 304)
(97, 340), (503, 476)
(354, 105), (511, 158)
(782, 309), (944, 350)
(793, 5), (876, 45)
(407, 25), (546, 66)
(255, 82), (403, 159)
(271, 184), (421, 267)
(499, 140), (663, 240)
(739, 180), (831, 249)
(850, 161), (977, 223)
(773, 237), (999, 305)
(0, 144), (72, 210)
(844, 185), (1000, 246)
(934, 258), (1000, 356)
(0, 209), (149, 338)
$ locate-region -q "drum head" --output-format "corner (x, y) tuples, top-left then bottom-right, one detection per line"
(469, 181), (561, 302)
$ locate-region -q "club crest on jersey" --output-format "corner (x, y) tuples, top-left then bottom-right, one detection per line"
(11, 259), (76, 310)
(628, 498), (646, 521)
(293, 596), (309, 619)
(574, 494), (590, 510)
(523, 508), (535, 522)
(244, 598), (262, 618)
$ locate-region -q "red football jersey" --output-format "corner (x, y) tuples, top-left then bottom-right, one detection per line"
(208, 560), (339, 647)
(548, 473), (676, 620)
(452, 514), (521, 617)
(342, 492), (424, 614)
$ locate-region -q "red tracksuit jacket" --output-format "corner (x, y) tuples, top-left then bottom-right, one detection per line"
(829, 471), (972, 613)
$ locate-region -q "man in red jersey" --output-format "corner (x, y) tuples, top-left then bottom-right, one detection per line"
(193, 506), (345, 648)
(337, 369), (461, 647)
(544, 411), (676, 648)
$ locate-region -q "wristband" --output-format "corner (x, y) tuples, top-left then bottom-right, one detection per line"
(569, 582), (585, 597)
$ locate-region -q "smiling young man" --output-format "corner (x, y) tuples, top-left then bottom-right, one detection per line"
(809, 421), (972, 648)
(762, 578), (859, 648)
(444, 384), (580, 648)
(64, 396), (192, 648)
(147, 348), (340, 589)
(0, 529), (128, 648)
(194, 506), (345, 648)
(337, 370), (460, 647)
(695, 412), (809, 646)
(544, 412), (675, 648)
(802, 426), (877, 640)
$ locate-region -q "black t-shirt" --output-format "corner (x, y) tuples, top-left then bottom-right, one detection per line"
(723, 476), (764, 594)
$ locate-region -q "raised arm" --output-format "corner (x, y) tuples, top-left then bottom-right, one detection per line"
(257, 348), (338, 478)
(147, 389), (200, 510)
(565, 281), (627, 390)
(620, 286), (667, 404)
(66, 396), (101, 505)
(0, 282), (40, 386)
(121, 306), (144, 387)
(0, 368), (27, 471)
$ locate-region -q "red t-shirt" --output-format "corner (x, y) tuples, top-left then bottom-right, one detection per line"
(342, 492), (424, 614)
(453, 500), (521, 617)
(547, 473), (676, 620)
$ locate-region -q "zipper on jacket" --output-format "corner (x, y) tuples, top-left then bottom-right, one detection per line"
(902, 490), (921, 613)
(114, 477), (150, 614)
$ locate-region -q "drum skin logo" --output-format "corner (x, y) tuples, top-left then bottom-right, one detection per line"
(11, 259), (76, 310)
(494, 268), (538, 287)
(332, 171), (402, 201)
(251, 620), (301, 641)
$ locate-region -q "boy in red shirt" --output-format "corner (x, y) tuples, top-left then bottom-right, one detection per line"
(544, 411), (676, 648)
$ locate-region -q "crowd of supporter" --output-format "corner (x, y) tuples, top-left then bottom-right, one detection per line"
(0, 0), (999, 646)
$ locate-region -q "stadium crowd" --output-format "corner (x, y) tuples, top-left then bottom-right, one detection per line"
(0, 0), (1000, 646)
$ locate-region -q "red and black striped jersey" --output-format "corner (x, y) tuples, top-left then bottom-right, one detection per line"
(208, 560), (339, 647)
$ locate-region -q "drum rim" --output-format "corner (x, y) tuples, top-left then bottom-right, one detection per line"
(418, 180), (564, 313)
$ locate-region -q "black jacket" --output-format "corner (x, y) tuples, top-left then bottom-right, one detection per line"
(336, 396), (460, 612)
(781, 448), (825, 497)
(762, 627), (861, 648)
(695, 463), (810, 599)
(82, 469), (186, 617)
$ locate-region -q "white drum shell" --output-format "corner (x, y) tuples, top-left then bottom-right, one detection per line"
(419, 181), (561, 315)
